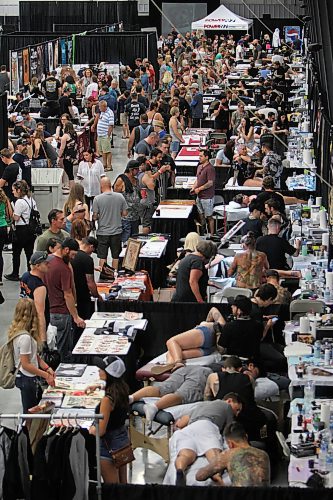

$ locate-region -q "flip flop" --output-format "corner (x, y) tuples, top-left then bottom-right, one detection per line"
(151, 363), (176, 375)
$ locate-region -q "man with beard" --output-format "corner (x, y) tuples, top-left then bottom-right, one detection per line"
(13, 138), (32, 189)
(44, 238), (86, 362)
(158, 139), (176, 186)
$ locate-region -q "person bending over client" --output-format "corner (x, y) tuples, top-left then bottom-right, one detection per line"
(152, 307), (226, 375)
(172, 395), (242, 486)
(196, 422), (270, 486)
(130, 365), (212, 424)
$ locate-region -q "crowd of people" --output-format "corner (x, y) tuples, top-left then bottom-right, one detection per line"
(0, 25), (307, 488)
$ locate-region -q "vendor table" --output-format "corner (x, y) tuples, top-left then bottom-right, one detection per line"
(151, 201), (197, 262)
(97, 272), (153, 302)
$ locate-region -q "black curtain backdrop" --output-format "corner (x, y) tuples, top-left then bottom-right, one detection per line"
(99, 300), (230, 362)
(19, 1), (150, 32)
(100, 484), (333, 500)
(0, 94), (8, 150)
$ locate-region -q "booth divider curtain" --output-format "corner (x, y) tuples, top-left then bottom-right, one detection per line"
(0, 94), (8, 150)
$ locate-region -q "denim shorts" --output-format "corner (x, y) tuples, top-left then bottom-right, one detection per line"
(196, 197), (215, 217)
(195, 325), (216, 355)
(170, 141), (180, 153)
(100, 425), (130, 462)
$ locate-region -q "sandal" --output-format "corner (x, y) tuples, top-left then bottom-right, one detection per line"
(151, 363), (176, 375)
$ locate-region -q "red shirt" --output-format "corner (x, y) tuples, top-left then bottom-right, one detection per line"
(44, 255), (74, 314)
(196, 162), (216, 199)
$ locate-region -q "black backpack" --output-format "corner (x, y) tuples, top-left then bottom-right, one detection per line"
(22, 199), (43, 237)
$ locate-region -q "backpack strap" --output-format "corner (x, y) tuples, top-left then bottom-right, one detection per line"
(19, 198), (33, 225)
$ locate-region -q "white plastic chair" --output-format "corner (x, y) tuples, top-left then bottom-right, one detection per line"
(289, 299), (325, 320)
(211, 287), (252, 303)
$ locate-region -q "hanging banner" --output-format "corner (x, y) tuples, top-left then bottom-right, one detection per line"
(284, 26), (301, 43)
(36, 45), (44, 80)
(17, 50), (23, 90)
(60, 39), (67, 65)
(23, 48), (30, 86)
(67, 39), (73, 65)
(10, 51), (19, 94)
(54, 40), (59, 69)
(48, 42), (54, 72)
(44, 43), (49, 75)
(30, 46), (38, 77)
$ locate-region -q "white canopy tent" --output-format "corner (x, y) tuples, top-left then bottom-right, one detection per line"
(191, 4), (253, 31)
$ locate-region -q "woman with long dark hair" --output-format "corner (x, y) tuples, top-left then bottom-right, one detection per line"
(89, 356), (130, 484)
(272, 111), (289, 159)
(58, 122), (78, 189)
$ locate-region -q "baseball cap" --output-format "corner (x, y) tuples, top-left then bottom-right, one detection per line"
(93, 355), (126, 378)
(229, 295), (252, 315)
(15, 115), (24, 123)
(30, 251), (53, 265)
(16, 138), (29, 146)
(190, 83), (199, 89)
(61, 238), (79, 251)
(127, 160), (140, 170)
(266, 270), (280, 279)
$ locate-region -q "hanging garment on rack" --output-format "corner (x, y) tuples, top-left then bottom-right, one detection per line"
(3, 426), (33, 500)
(0, 428), (15, 500)
(68, 431), (89, 500)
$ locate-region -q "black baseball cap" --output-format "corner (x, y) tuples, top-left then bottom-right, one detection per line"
(61, 238), (79, 251)
(127, 160), (140, 170)
(229, 295), (252, 315)
(266, 270), (280, 279)
(16, 138), (29, 146)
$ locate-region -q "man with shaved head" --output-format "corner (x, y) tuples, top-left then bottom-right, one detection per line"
(92, 177), (128, 270)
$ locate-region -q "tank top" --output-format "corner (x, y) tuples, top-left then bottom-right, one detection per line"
(169, 118), (182, 142)
(138, 172), (155, 206)
(96, 397), (128, 431)
(0, 202), (7, 227)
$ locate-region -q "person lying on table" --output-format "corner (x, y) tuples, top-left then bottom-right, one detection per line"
(151, 306), (226, 375)
(196, 422), (270, 486)
(129, 365), (212, 425)
(172, 395), (242, 486)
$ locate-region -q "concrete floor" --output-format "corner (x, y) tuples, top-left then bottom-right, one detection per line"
(0, 128), (288, 485)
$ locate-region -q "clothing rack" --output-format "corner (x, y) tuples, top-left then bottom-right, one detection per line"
(0, 412), (104, 500)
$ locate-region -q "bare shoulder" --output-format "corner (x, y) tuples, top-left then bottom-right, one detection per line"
(228, 446), (270, 487)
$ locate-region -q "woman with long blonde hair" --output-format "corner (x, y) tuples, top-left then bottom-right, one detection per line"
(9, 298), (55, 412)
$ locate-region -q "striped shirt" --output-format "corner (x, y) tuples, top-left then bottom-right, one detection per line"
(97, 108), (114, 137)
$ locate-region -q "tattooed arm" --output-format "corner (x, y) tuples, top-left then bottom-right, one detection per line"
(195, 450), (232, 482)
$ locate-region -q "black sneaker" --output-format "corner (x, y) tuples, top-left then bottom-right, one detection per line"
(4, 274), (20, 282)
(175, 469), (186, 486)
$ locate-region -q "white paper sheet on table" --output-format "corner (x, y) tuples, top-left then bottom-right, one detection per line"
(153, 206), (193, 219)
(73, 330), (131, 355)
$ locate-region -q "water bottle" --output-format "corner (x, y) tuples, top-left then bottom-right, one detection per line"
(325, 287), (331, 302)
(319, 432), (329, 471)
(314, 340), (321, 360)
(326, 444), (333, 473)
(304, 380), (315, 418)
(325, 348), (330, 366)
(302, 241), (308, 257)
(329, 260), (333, 272)
(308, 195), (314, 208)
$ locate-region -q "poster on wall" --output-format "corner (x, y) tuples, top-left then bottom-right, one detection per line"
(30, 47), (38, 77)
(36, 45), (44, 80)
(60, 39), (67, 65)
(10, 51), (19, 94)
(17, 51), (23, 90)
(54, 40), (59, 69)
(284, 26), (301, 43)
(44, 43), (49, 75)
(23, 48), (30, 86)
(67, 39), (73, 65)
(48, 42), (54, 72)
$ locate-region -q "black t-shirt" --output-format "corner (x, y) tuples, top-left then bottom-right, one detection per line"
(213, 103), (230, 129)
(218, 317), (263, 359)
(125, 101), (146, 127)
(13, 153), (32, 189)
(20, 272), (50, 327)
(2, 162), (21, 201)
(273, 66), (287, 83)
(42, 77), (61, 101)
(171, 254), (208, 302)
(71, 250), (94, 306)
(256, 234), (295, 269)
(254, 86), (266, 107)
(240, 217), (263, 239)
(255, 190), (285, 213)
(59, 95), (72, 116)
(248, 67), (259, 78)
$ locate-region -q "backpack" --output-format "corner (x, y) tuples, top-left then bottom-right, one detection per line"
(21, 198), (43, 237)
(0, 331), (28, 389)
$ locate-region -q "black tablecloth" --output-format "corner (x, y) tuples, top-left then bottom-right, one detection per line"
(136, 255), (168, 289)
(151, 207), (198, 263)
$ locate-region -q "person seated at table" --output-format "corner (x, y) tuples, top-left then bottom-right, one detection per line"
(129, 364), (213, 424)
(152, 306), (226, 375)
(172, 396), (242, 486)
(218, 296), (263, 360)
(228, 232), (269, 291)
(204, 356), (267, 441)
(232, 144), (263, 187)
(215, 140), (234, 166)
(171, 240), (217, 303)
(196, 422), (270, 487)
(240, 200), (263, 239)
(266, 270), (291, 305)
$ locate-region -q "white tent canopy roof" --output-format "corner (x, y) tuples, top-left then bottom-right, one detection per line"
(191, 4), (253, 31)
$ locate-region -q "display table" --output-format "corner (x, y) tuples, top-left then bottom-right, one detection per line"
(97, 272), (153, 302)
(151, 201), (197, 262)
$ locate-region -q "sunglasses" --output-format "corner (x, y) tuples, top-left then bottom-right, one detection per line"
(34, 251), (48, 264)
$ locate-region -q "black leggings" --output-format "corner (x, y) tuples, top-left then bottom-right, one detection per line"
(63, 159), (74, 181)
(12, 225), (36, 276)
(0, 226), (7, 280)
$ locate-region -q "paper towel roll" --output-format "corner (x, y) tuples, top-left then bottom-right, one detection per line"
(316, 197), (322, 206)
(321, 403), (330, 427)
(300, 316), (310, 334)
(303, 149), (313, 165)
(320, 209), (327, 229)
(322, 233), (329, 248)
(326, 271), (333, 290)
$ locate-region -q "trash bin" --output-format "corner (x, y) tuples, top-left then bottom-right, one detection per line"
(31, 168), (63, 225)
